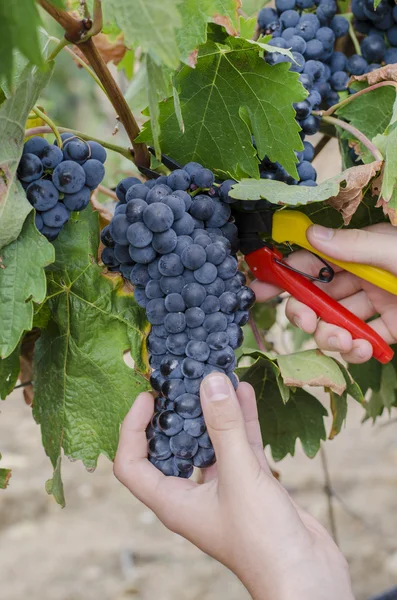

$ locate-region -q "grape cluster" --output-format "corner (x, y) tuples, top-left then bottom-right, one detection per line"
(352, 0), (397, 69)
(258, 0), (350, 186)
(101, 164), (255, 477)
(17, 132), (106, 241)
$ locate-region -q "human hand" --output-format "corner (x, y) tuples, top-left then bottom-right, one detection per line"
(252, 223), (397, 363)
(114, 373), (354, 600)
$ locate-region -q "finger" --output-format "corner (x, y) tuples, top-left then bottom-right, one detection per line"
(250, 279), (283, 302)
(307, 225), (397, 273)
(313, 321), (354, 353)
(114, 392), (195, 510)
(340, 339), (374, 364)
(200, 373), (259, 485)
(237, 382), (270, 472)
(285, 297), (318, 333)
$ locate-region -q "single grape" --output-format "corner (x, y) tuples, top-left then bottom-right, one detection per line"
(145, 280), (165, 300)
(87, 140), (107, 163)
(143, 202), (174, 232)
(148, 433), (172, 460)
(166, 332), (189, 355)
(52, 160), (86, 193)
(201, 295), (220, 314)
(114, 243), (133, 265)
(172, 213), (196, 236)
(167, 169), (191, 191)
(130, 264), (150, 287)
(193, 447), (216, 468)
(116, 177), (141, 203)
(17, 153), (43, 182)
(146, 298), (167, 325)
(161, 194), (186, 219)
(146, 184), (172, 204)
(63, 139), (90, 163)
(41, 225), (62, 241)
(164, 312), (186, 334)
(62, 186), (91, 211)
(126, 183), (149, 202)
(42, 203), (70, 228)
(126, 198), (148, 224)
(26, 180), (59, 211)
(185, 307), (205, 327)
(23, 136), (49, 156)
(39, 144), (63, 169)
(83, 159), (105, 189)
(164, 293), (186, 313)
(152, 229), (178, 254)
(162, 378), (186, 401)
(127, 221), (153, 248)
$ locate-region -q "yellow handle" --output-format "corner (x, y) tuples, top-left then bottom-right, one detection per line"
(272, 210), (397, 296)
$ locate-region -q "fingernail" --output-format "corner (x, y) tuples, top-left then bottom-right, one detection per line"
(328, 336), (340, 350)
(294, 316), (303, 329)
(203, 374), (230, 402)
(311, 225), (335, 241)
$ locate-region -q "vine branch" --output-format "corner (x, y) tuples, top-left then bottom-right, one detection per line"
(315, 114), (383, 162)
(320, 80), (397, 117)
(38, 0), (150, 168)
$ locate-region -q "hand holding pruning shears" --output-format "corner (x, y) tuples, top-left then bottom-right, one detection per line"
(251, 221), (397, 364)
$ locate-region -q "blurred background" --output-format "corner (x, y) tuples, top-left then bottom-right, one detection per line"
(1, 12), (397, 600)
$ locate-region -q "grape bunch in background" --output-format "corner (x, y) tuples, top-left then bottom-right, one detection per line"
(257, 0), (349, 187)
(352, 0), (397, 68)
(101, 165), (255, 478)
(17, 132), (106, 241)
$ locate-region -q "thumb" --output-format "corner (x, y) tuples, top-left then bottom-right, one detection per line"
(200, 373), (259, 483)
(307, 225), (397, 273)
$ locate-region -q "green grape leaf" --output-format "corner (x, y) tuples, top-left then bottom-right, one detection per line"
(0, 62), (53, 250)
(277, 350), (347, 396)
(238, 356), (327, 460)
(138, 34), (306, 179)
(250, 301), (277, 331)
(365, 362), (397, 420)
(104, 0), (182, 68)
(0, 454), (11, 489)
(33, 208), (151, 505)
(0, 1), (46, 85)
(230, 160), (382, 217)
(337, 85), (394, 163)
(176, 0), (240, 63)
(0, 213), (54, 359)
(329, 391), (348, 439)
(349, 356), (382, 395)
(373, 125), (397, 222)
(241, 0), (270, 16)
(0, 343), (20, 400)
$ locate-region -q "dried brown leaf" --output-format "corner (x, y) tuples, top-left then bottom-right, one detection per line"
(350, 64), (397, 87)
(326, 161), (383, 225)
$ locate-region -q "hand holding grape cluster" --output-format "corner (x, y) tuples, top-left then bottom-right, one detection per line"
(102, 165), (255, 478)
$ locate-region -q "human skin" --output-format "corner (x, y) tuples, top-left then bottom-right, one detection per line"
(252, 223), (397, 363)
(114, 372), (355, 600)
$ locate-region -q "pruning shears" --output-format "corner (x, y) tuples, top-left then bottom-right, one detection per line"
(234, 208), (397, 364)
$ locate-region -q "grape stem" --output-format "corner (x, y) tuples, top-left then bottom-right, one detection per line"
(31, 107), (63, 148)
(47, 35), (108, 95)
(318, 115), (383, 162)
(319, 80), (397, 117)
(98, 184), (118, 201)
(23, 125), (134, 161)
(38, 0), (150, 168)
(248, 314), (267, 352)
(47, 37), (68, 61)
(348, 22), (361, 56)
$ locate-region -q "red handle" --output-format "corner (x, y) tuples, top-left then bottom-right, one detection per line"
(246, 246), (393, 364)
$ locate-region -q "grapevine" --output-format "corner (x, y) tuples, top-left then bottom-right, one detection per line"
(0, 0), (396, 506)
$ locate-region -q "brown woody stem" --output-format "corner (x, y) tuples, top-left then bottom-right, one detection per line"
(38, 0), (150, 168)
